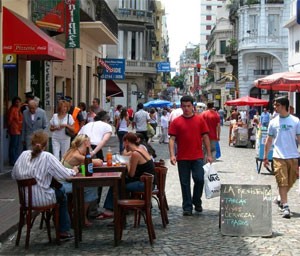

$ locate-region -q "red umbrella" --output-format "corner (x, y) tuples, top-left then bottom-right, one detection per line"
(225, 96), (269, 106)
(254, 72), (300, 92)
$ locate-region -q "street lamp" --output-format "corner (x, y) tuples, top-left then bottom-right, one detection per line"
(197, 64), (239, 98)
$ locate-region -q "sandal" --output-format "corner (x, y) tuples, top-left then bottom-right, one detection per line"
(96, 212), (113, 220)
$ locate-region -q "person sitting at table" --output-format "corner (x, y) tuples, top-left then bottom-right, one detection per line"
(61, 134), (103, 227)
(97, 132), (156, 220)
(11, 130), (78, 241)
(122, 132), (157, 161)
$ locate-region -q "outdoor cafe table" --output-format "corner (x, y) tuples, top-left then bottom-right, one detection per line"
(70, 172), (122, 247)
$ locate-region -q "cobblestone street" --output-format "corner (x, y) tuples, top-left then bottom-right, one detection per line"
(1, 125), (300, 255)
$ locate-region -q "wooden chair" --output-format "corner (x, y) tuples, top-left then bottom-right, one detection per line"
(133, 166), (169, 228)
(116, 173), (156, 245)
(16, 178), (60, 249)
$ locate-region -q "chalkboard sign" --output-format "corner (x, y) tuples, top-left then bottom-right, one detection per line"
(220, 184), (272, 236)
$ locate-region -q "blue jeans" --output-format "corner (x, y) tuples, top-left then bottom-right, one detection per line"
(117, 131), (128, 153)
(103, 181), (145, 211)
(9, 134), (21, 165)
(54, 186), (71, 233)
(177, 159), (205, 212)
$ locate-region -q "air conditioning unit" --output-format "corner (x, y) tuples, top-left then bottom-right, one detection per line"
(261, 89), (268, 95)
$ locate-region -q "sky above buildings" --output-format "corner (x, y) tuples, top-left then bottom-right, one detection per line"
(163, 0), (200, 70)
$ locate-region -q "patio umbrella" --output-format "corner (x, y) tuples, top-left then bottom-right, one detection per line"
(254, 72), (300, 92)
(143, 99), (172, 108)
(224, 96), (269, 106)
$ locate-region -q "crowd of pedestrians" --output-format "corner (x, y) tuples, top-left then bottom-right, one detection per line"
(5, 93), (300, 245)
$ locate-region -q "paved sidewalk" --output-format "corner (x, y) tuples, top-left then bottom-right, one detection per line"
(1, 126), (300, 255)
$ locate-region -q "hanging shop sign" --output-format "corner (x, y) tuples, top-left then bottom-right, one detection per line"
(99, 58), (126, 80)
(65, 0), (80, 48)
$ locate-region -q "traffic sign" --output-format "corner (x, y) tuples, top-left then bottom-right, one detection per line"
(156, 62), (171, 72)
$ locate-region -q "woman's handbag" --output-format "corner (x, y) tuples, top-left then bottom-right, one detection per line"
(203, 163), (221, 199)
(65, 114), (76, 138)
(147, 123), (155, 138)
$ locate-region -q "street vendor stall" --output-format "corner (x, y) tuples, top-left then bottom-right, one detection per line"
(224, 96), (269, 147)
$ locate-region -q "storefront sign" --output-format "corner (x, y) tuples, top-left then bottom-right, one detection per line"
(99, 58), (126, 80)
(44, 61), (52, 108)
(3, 54), (17, 68)
(65, 0), (80, 48)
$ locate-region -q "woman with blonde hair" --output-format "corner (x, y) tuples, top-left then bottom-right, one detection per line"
(12, 131), (78, 240)
(61, 134), (103, 226)
(50, 100), (75, 160)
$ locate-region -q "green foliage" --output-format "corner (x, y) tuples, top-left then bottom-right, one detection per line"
(171, 74), (185, 89)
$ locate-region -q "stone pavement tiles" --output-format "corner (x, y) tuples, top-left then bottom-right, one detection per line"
(1, 126), (300, 255)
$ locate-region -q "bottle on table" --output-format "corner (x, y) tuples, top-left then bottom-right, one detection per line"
(106, 146), (112, 166)
(85, 147), (93, 176)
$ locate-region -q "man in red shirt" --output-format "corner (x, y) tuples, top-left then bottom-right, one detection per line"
(169, 95), (212, 216)
(127, 105), (134, 122)
(201, 101), (221, 162)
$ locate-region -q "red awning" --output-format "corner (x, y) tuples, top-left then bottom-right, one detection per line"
(106, 80), (124, 97)
(2, 7), (66, 61)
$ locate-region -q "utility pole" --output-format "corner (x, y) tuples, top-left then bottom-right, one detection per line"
(196, 64), (239, 99)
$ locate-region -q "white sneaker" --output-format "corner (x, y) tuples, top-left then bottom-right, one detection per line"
(282, 207), (291, 219)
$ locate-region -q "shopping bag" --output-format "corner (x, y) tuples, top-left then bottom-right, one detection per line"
(203, 163), (221, 199)
(147, 123), (155, 138)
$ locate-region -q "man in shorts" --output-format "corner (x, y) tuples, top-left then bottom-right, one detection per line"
(264, 96), (300, 218)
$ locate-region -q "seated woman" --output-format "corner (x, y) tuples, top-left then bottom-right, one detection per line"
(98, 132), (156, 219)
(61, 134), (103, 226)
(12, 131), (78, 240)
(123, 132), (157, 161)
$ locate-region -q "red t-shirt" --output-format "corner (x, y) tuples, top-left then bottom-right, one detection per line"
(127, 108), (134, 118)
(168, 114), (209, 160)
(201, 110), (220, 140)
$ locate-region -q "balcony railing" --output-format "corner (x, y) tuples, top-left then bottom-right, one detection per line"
(126, 60), (157, 74)
(115, 8), (154, 25)
(239, 36), (288, 48)
(95, 0), (118, 38)
(253, 69), (273, 76)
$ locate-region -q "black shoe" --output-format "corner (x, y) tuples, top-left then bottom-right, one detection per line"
(195, 206), (203, 212)
(183, 211), (192, 216)
(60, 233), (74, 241)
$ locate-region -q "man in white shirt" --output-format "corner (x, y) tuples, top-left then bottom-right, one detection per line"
(264, 97), (300, 219)
(133, 103), (150, 141)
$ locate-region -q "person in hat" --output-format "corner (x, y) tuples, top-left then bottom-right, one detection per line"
(64, 96), (85, 138)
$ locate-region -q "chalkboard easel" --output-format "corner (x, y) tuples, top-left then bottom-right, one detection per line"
(219, 184), (272, 237)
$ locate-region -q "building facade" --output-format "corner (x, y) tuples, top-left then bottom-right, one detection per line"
(0, 0), (118, 170)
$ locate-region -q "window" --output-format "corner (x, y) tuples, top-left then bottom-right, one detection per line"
(206, 25), (211, 30)
(86, 66), (91, 104)
(206, 15), (212, 20)
(296, 40), (300, 53)
(219, 68), (226, 73)
(206, 6), (212, 10)
(249, 15), (258, 36)
(257, 56), (271, 70)
(268, 14), (279, 37)
(206, 35), (210, 41)
(220, 40), (226, 54)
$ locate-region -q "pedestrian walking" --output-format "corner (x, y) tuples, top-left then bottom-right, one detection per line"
(116, 108), (129, 154)
(264, 96), (300, 219)
(201, 101), (220, 162)
(132, 103), (150, 142)
(168, 95), (212, 216)
(49, 100), (75, 160)
(159, 110), (169, 144)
